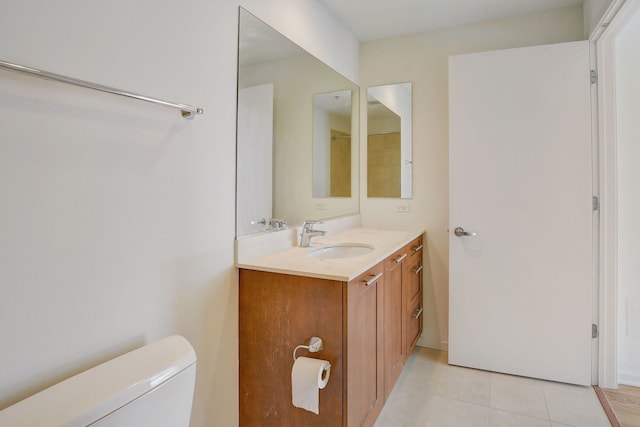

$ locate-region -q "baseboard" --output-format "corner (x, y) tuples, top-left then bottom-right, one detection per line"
(619, 371), (640, 387)
(416, 337), (448, 352)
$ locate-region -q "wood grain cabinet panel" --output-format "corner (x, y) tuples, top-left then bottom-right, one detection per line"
(383, 247), (407, 399)
(239, 264), (384, 427)
(407, 292), (423, 352)
(346, 264), (384, 427)
(239, 270), (344, 427)
(239, 233), (424, 426)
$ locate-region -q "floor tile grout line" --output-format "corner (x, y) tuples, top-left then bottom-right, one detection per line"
(431, 389), (558, 423)
(541, 379), (553, 422)
(488, 406), (554, 422)
(432, 391), (490, 409)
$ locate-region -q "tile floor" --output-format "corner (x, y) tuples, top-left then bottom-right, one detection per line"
(375, 347), (611, 427)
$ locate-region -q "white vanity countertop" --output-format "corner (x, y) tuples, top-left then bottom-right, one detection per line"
(236, 227), (425, 281)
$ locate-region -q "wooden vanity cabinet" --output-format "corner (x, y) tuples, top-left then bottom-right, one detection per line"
(403, 235), (424, 354)
(238, 233), (424, 427)
(239, 262), (384, 427)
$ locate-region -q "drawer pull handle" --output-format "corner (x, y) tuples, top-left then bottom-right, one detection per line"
(363, 272), (383, 286)
(413, 244), (424, 252)
(412, 265), (423, 274)
(395, 254), (408, 263)
(413, 308), (424, 319)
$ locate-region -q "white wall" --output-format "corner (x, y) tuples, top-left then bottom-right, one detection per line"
(359, 6), (585, 351)
(616, 8), (640, 387)
(585, 0), (617, 37)
(0, 1), (358, 426)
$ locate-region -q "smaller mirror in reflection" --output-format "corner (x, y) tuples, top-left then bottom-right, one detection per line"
(313, 90), (353, 198)
(367, 82), (412, 199)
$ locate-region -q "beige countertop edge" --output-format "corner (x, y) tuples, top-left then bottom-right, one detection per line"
(236, 228), (425, 282)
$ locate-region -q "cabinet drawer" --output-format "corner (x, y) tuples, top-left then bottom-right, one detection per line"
(407, 296), (423, 351)
(350, 263), (384, 297)
(408, 235), (424, 255)
(404, 254), (422, 303)
(385, 246), (409, 272)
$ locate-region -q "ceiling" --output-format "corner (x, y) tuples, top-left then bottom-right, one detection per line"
(317, 0), (584, 41)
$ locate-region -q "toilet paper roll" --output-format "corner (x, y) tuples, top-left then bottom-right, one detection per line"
(291, 356), (331, 414)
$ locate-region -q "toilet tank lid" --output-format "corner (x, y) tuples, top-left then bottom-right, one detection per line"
(0, 335), (196, 427)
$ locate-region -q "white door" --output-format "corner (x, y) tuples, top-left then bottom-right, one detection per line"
(237, 84), (274, 235)
(449, 41), (593, 385)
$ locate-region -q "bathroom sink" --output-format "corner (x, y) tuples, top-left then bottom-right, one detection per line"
(307, 243), (374, 259)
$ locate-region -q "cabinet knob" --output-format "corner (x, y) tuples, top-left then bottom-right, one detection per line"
(413, 244), (424, 252)
(412, 307), (424, 319)
(412, 265), (423, 274)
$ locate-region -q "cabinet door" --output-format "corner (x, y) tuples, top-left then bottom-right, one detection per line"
(239, 269), (344, 427)
(383, 248), (407, 399)
(347, 264), (384, 427)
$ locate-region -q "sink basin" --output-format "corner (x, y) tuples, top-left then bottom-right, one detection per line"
(307, 243), (374, 259)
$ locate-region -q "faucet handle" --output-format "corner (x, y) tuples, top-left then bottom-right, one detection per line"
(269, 218), (287, 230)
(302, 220), (323, 231)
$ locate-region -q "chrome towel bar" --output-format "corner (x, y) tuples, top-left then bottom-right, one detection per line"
(0, 60), (204, 119)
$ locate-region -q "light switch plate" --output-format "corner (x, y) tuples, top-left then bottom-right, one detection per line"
(396, 201), (410, 213)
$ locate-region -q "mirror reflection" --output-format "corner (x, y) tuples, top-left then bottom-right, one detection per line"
(367, 82), (413, 198)
(236, 8), (359, 237)
(313, 90), (353, 198)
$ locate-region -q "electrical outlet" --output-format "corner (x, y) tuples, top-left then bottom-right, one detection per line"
(396, 201), (410, 213)
(314, 202), (327, 211)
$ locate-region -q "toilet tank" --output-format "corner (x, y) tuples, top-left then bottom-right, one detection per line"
(0, 335), (197, 427)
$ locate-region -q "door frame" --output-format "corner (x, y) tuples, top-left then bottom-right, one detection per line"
(591, 0), (640, 389)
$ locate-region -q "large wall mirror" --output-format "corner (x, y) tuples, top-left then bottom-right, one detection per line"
(367, 82), (412, 198)
(236, 8), (359, 237)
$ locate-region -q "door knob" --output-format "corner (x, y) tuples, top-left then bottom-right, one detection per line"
(454, 227), (477, 237)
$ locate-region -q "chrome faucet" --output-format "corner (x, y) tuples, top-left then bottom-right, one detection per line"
(299, 221), (326, 247)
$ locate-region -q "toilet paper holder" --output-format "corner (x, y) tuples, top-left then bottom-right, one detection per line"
(293, 336), (325, 362)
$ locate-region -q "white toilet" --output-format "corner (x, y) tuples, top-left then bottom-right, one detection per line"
(0, 335), (197, 426)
